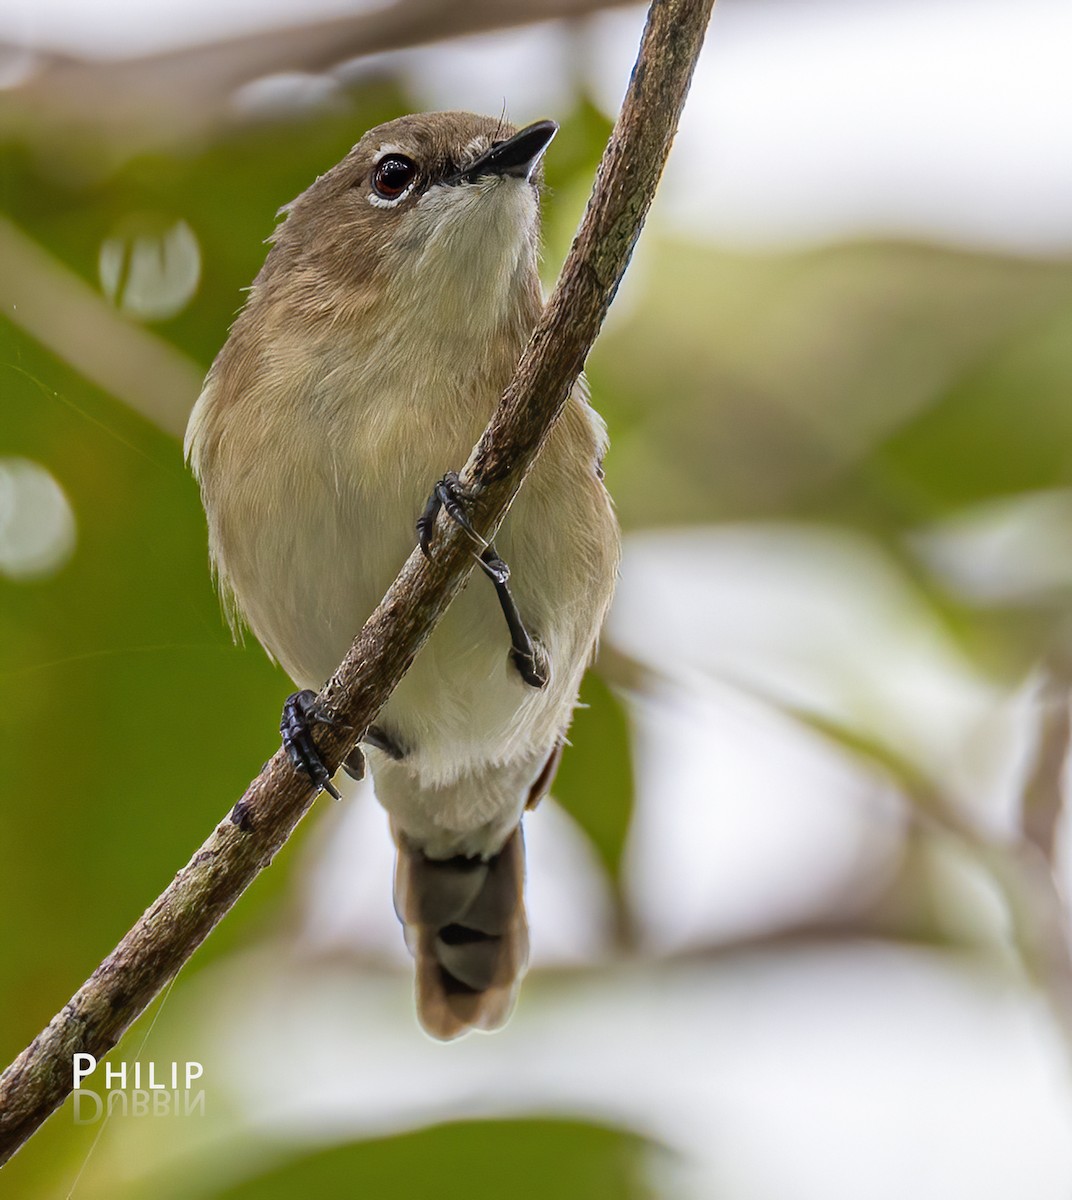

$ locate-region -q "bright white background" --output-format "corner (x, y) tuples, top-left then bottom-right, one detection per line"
(3, 0), (1071, 253)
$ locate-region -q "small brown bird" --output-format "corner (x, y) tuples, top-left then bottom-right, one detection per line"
(185, 111), (620, 1038)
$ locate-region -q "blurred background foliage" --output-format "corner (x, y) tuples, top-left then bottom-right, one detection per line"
(3, 0), (1072, 1197)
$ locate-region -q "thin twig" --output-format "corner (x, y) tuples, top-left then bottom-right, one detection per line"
(0, 0), (715, 1164)
(0, 214), (202, 438)
(7, 0), (638, 151)
(907, 785), (1072, 1060)
(721, 671), (1072, 1056)
(1021, 660), (1072, 864)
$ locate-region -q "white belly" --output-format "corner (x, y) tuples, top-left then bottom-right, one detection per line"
(186, 173), (620, 854)
(221, 380), (617, 799)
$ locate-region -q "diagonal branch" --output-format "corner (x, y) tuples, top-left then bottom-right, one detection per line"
(0, 0), (715, 1165)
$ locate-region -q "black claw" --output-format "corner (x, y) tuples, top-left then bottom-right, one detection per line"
(342, 724), (406, 779)
(478, 547), (549, 690)
(478, 552), (510, 587)
(437, 472), (481, 542)
(511, 646), (549, 689)
(417, 471), (485, 558)
(342, 745), (366, 781)
(416, 473), (550, 692)
(281, 690), (342, 800)
(416, 497), (439, 559)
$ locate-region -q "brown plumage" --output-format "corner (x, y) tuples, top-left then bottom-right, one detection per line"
(186, 112), (619, 1037)
(395, 827), (528, 1038)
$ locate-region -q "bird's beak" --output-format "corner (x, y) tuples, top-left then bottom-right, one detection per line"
(449, 120), (559, 185)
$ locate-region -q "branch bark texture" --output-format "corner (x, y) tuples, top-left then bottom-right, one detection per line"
(0, 0), (715, 1164)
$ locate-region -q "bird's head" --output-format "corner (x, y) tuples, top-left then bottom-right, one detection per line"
(265, 111), (558, 337)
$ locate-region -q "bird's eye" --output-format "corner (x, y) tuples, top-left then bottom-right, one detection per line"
(371, 156), (417, 200)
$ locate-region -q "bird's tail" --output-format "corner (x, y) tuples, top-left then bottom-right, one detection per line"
(393, 827), (528, 1040)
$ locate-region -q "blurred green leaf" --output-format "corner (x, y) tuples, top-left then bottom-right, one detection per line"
(541, 96), (615, 284)
(875, 302), (1072, 509)
(553, 671), (635, 885)
(207, 1119), (654, 1200)
(0, 313), (305, 1049)
(590, 239), (1072, 531)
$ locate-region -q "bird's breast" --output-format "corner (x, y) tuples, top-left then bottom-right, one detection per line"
(202, 320), (616, 788)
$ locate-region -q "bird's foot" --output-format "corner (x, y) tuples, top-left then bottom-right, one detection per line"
(283, 693), (407, 788)
(281, 690), (341, 799)
(417, 470), (484, 558)
(344, 725), (406, 780)
(480, 549), (548, 690)
(510, 643), (549, 689)
(416, 473), (549, 691)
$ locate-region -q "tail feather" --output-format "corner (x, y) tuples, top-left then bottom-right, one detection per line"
(394, 828), (528, 1040)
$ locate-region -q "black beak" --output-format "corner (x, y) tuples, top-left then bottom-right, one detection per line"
(448, 119), (559, 185)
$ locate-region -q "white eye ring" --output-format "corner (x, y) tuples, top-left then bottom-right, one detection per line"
(368, 183), (415, 209)
(368, 150), (418, 208)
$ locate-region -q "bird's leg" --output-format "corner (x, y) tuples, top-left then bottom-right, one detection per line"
(364, 725), (406, 760)
(477, 549), (549, 688)
(417, 471), (478, 557)
(281, 690), (406, 790)
(342, 725), (406, 780)
(418, 472), (548, 689)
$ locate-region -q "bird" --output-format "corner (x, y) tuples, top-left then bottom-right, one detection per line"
(184, 111), (620, 1038)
